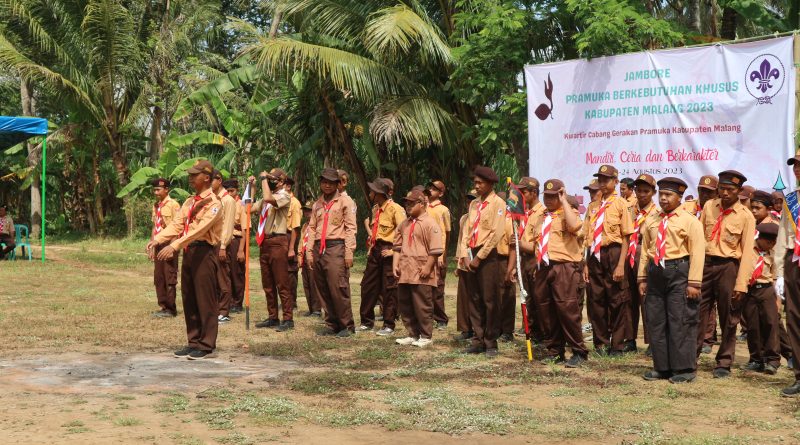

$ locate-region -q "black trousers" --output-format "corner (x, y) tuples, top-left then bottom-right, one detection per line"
(645, 258), (698, 373)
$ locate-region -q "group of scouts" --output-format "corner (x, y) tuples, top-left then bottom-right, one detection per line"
(141, 155), (800, 398)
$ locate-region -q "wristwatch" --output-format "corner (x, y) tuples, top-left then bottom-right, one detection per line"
(259, 175), (268, 181)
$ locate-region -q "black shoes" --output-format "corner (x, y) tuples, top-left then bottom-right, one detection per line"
(764, 364), (778, 375)
(701, 344), (712, 354)
(712, 368), (731, 379)
(463, 345), (485, 354)
(187, 350), (214, 360)
(229, 306), (244, 314)
(485, 348), (499, 358)
(453, 331), (475, 341)
(335, 329), (353, 338)
(669, 372), (696, 384)
(174, 346), (194, 358)
(622, 341), (638, 353)
(153, 310), (176, 318)
(643, 370), (671, 381)
(255, 318), (279, 328)
(276, 320), (295, 332)
(499, 333), (514, 342)
(781, 381), (800, 397)
(565, 355), (586, 368)
(741, 361), (764, 372)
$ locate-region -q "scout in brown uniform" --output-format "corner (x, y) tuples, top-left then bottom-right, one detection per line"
(0, 205), (15, 260)
(620, 177), (636, 207)
(285, 178), (303, 310)
(638, 177), (705, 383)
(359, 178), (405, 335)
(250, 168), (295, 331)
(424, 180), (452, 329)
(778, 153), (800, 397)
(583, 164), (635, 355)
(298, 201), (322, 316)
(150, 178), (181, 317)
(393, 189), (444, 347)
(223, 180), (246, 313)
(212, 170), (237, 323)
(623, 174), (660, 352)
(739, 185), (755, 208)
(696, 170), (756, 378)
(147, 160), (222, 359)
(459, 166), (506, 357)
(522, 180), (587, 367)
(307, 168), (358, 337)
(498, 210), (515, 341)
(506, 177), (546, 341)
(772, 191), (784, 220)
(741, 223), (781, 374)
(454, 189), (477, 340)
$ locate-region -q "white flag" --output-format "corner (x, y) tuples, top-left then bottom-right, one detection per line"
(242, 182), (252, 204)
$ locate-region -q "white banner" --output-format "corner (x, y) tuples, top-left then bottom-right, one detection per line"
(525, 37), (796, 196)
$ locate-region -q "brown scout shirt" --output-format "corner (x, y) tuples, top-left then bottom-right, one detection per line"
(217, 190), (237, 249)
(287, 194), (302, 231)
(154, 188), (223, 251)
(369, 199), (406, 243)
(682, 199), (702, 218)
(307, 191), (358, 261)
(152, 196), (181, 233)
(700, 199), (757, 293)
(393, 212), (444, 286)
(497, 214), (514, 256)
(232, 198), (244, 237)
(753, 247), (775, 284)
(637, 209), (706, 287)
(427, 201), (452, 248)
(252, 188), (292, 235)
(455, 214), (469, 271)
(529, 207), (583, 263)
(459, 191), (506, 260)
(582, 192), (635, 247)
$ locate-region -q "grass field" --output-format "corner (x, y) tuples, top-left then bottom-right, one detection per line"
(1, 238), (800, 444)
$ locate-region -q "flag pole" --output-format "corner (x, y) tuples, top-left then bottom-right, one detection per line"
(242, 181), (253, 331)
(513, 219), (533, 362)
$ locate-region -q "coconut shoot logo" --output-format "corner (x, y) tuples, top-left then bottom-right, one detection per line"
(745, 54), (785, 105)
(534, 74), (554, 120)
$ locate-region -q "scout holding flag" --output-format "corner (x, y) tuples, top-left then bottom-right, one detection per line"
(393, 189), (444, 347)
(212, 170), (237, 323)
(146, 160), (223, 360)
(583, 164), (635, 356)
(521, 180), (587, 367)
(359, 178), (405, 335)
(150, 178), (181, 318)
(696, 170), (756, 379)
(777, 153), (800, 397)
(425, 180), (452, 329)
(638, 177), (705, 383)
(307, 168), (358, 337)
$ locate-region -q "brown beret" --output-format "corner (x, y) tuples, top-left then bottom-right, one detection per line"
(756, 222), (779, 240)
(151, 177), (170, 188)
(718, 170), (747, 187)
(751, 190), (773, 207)
(472, 166), (499, 183)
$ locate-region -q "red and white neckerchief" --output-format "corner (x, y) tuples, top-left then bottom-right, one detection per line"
(695, 202), (702, 219)
(537, 211), (555, 266)
(520, 206), (535, 234)
(255, 202), (274, 246)
(468, 200), (490, 248)
(627, 205), (650, 267)
(299, 225), (311, 267)
(654, 212), (675, 268)
(318, 199), (338, 254)
(771, 210), (781, 220)
(709, 207), (734, 243)
(793, 214), (800, 264)
(591, 195), (615, 260)
(153, 200), (167, 237)
(408, 218), (418, 246)
(750, 248), (766, 285)
(369, 201), (389, 248)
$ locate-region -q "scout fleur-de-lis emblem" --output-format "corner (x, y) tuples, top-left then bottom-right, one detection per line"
(534, 73), (554, 121)
(750, 59), (780, 93)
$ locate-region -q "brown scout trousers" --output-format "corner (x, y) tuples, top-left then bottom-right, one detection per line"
(228, 237), (244, 309)
(782, 249), (800, 382)
(644, 258), (698, 373)
(587, 244), (630, 352)
(398, 283), (434, 339)
(433, 262), (449, 325)
(313, 242), (355, 333)
(703, 301), (719, 347)
(217, 246), (232, 316)
(154, 245), (179, 315)
(181, 243), (220, 352)
(743, 284), (781, 367)
(464, 249), (504, 350)
(696, 256), (740, 369)
(780, 320), (793, 360)
(288, 256), (299, 309)
(499, 255), (516, 336)
(301, 261), (323, 313)
(259, 235), (293, 321)
(534, 261), (588, 359)
(521, 253), (543, 342)
(625, 249), (648, 344)
(456, 270), (473, 333)
(359, 240), (398, 329)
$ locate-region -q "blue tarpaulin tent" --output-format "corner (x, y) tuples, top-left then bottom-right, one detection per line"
(0, 116), (48, 263)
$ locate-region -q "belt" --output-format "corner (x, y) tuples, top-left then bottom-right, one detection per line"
(314, 239), (345, 246)
(269, 233), (287, 237)
(750, 282), (772, 290)
(188, 241), (212, 248)
(663, 256), (689, 269)
(233, 235), (242, 239)
(705, 255), (738, 265)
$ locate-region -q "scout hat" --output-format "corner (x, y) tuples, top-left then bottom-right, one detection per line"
(566, 194), (580, 210)
(751, 190), (774, 207)
(319, 168), (340, 182)
(717, 170), (747, 187)
(787, 150), (800, 166)
(738, 185), (755, 200)
(267, 167), (287, 181)
(187, 160), (214, 175)
(151, 177), (170, 188)
(403, 189), (426, 203)
(593, 164), (618, 178)
(212, 169), (223, 180)
(222, 179), (239, 189)
(382, 178), (395, 192)
(697, 175), (718, 190)
(302, 200), (314, 210)
(425, 180), (446, 195)
(519, 177), (540, 192)
(633, 173), (656, 188)
(583, 178), (600, 191)
(367, 178), (391, 197)
(542, 179), (564, 195)
(472, 166), (499, 183)
(756, 222), (779, 240)
(656, 177), (688, 195)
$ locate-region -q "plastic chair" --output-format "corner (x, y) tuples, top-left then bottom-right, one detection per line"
(12, 224), (31, 261)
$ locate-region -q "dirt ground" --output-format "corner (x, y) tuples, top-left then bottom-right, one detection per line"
(1, 239), (800, 445)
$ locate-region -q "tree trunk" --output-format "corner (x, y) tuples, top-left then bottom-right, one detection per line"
(269, 10), (282, 38)
(688, 0), (701, 33)
(720, 7), (737, 40)
(709, 0), (719, 37)
(320, 90), (370, 203)
(150, 105), (164, 162)
(20, 78), (42, 239)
